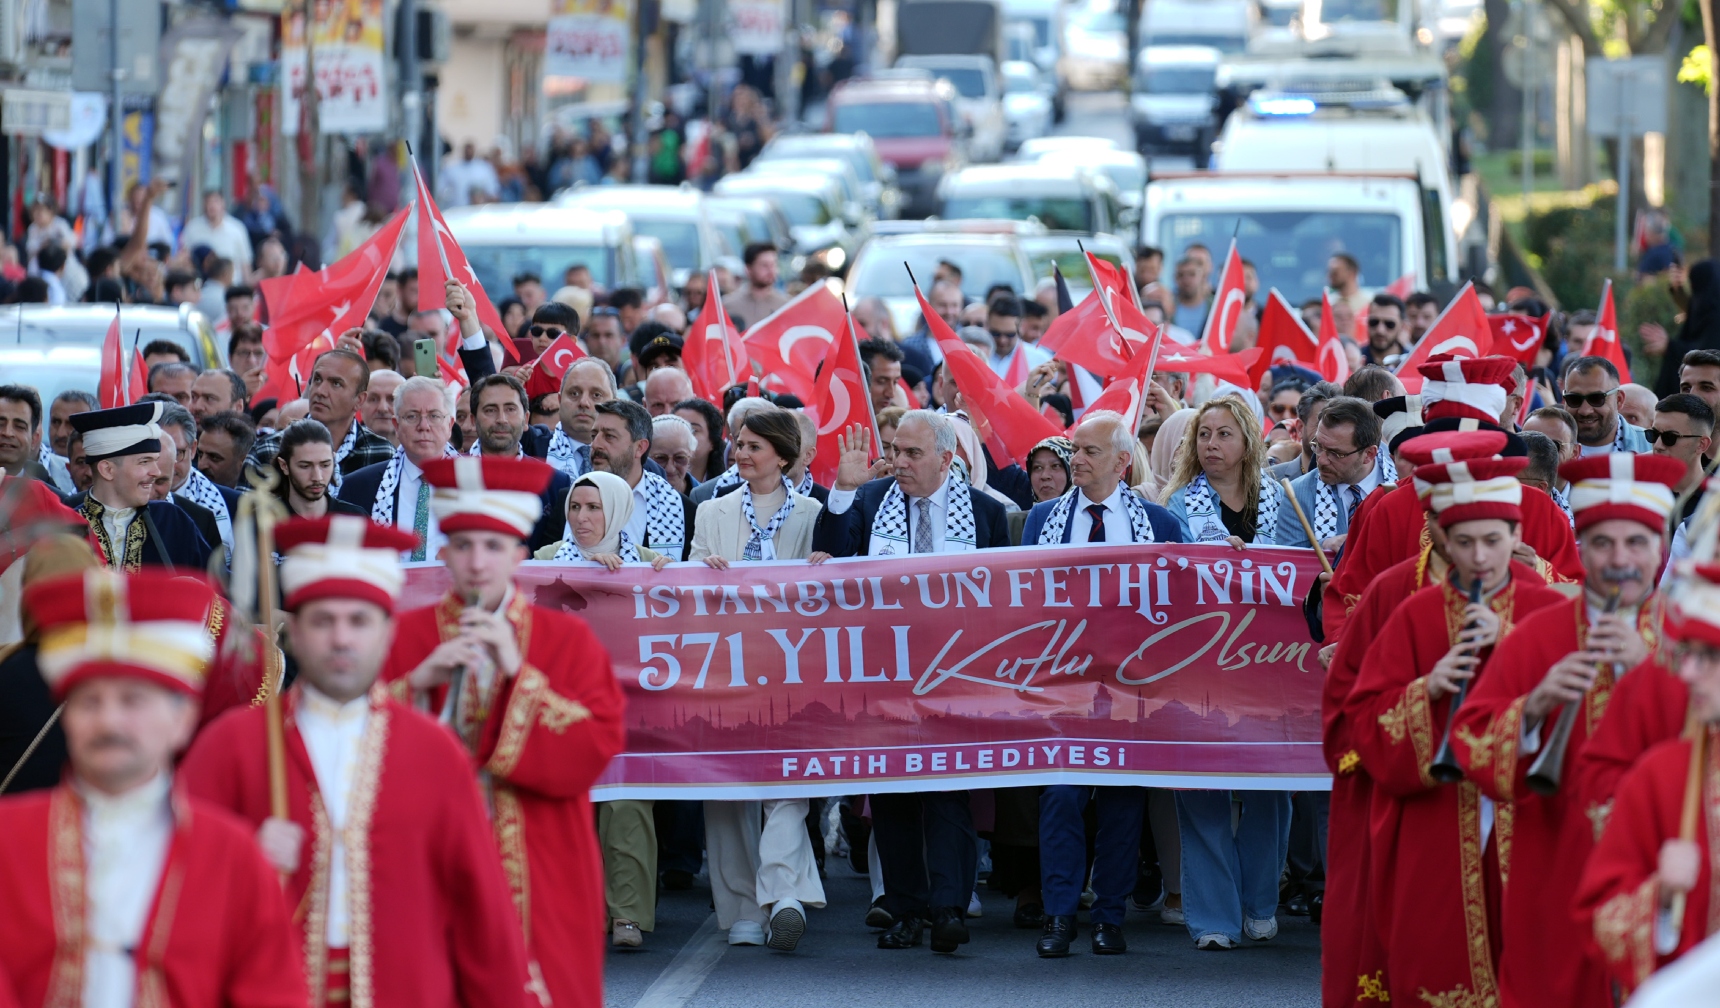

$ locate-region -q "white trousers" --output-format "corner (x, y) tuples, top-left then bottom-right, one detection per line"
(704, 799), (827, 928)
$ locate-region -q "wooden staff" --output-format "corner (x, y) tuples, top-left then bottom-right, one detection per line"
(241, 466), (291, 878)
(1669, 707), (1708, 938)
(1280, 478), (1333, 576)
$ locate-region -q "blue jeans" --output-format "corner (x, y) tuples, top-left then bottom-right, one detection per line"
(1175, 790), (1292, 941)
(1039, 786), (1145, 925)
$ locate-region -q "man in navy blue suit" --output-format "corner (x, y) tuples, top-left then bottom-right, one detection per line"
(65, 401), (212, 571)
(1018, 409), (1187, 958)
(813, 409), (1007, 955)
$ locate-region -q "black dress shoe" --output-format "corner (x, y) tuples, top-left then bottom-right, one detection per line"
(1013, 901), (1046, 929)
(1309, 892), (1323, 926)
(1036, 915), (1077, 957)
(865, 898), (895, 930)
(930, 906), (970, 954)
(1091, 923), (1126, 955)
(1285, 892), (1311, 916)
(878, 917), (924, 949)
(660, 869), (694, 891)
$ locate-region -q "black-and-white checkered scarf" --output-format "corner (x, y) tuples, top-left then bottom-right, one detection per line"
(742, 476), (796, 561)
(640, 471), (687, 560)
(546, 424), (588, 476)
(179, 467), (233, 548)
(551, 530), (642, 563)
(329, 420), (360, 493)
(1035, 487), (1156, 545)
(869, 474), (976, 555)
(370, 443), (461, 525)
(1180, 471), (1284, 545)
(1312, 454), (1396, 542)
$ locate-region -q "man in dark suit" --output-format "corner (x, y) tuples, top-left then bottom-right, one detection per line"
(148, 398), (242, 558)
(1017, 409), (1186, 958)
(338, 376), (461, 561)
(813, 409), (1006, 955)
(65, 402), (211, 570)
(468, 373), (573, 553)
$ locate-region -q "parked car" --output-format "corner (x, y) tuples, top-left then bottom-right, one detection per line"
(712, 172), (862, 274)
(0, 304), (222, 405)
(1002, 0), (1067, 118)
(1058, 0), (1129, 91)
(846, 229), (1038, 335)
(743, 157), (872, 228)
(826, 76), (967, 218)
(448, 204), (642, 300)
(706, 195), (797, 255)
(754, 132), (905, 219)
(1014, 134), (1118, 160)
(1000, 61), (1054, 150)
(1130, 46), (1222, 166)
(552, 185), (721, 288)
(1019, 230), (1133, 301)
(1025, 145), (1146, 225)
(1139, 0), (1254, 51)
(937, 162), (1125, 235)
(893, 53), (1009, 163)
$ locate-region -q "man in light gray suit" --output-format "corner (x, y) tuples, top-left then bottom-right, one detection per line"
(1274, 396), (1386, 553)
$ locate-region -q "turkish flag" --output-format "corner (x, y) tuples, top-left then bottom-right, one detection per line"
(259, 208), (408, 363)
(1316, 292), (1350, 384)
(1086, 249), (1140, 309)
(1073, 336), (1158, 438)
(524, 334), (587, 399)
(917, 285), (1060, 465)
(1152, 345), (1263, 389)
(255, 331), (336, 406)
(99, 312), (128, 409)
(1581, 280), (1631, 382)
(1393, 282), (1493, 392)
(1039, 285), (1158, 379)
(1249, 289), (1318, 386)
(411, 164), (517, 362)
(1383, 272), (1416, 299)
(742, 283), (848, 403)
(1489, 313), (1546, 367)
(682, 272), (748, 404)
(1199, 240), (1248, 355)
(810, 313), (878, 487)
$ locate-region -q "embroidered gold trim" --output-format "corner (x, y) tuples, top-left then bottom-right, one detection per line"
(1455, 782), (1500, 1004)
(1586, 799), (1613, 844)
(1705, 726), (1719, 938)
(537, 689), (590, 733)
(135, 847), (187, 1008)
(1405, 676), (1438, 787)
(303, 796), (333, 1007)
(488, 665), (549, 778)
(46, 787), (85, 1008)
(1338, 749), (1361, 775)
(494, 787), (532, 944)
(1378, 697), (1410, 744)
(1491, 697), (1524, 802)
(1455, 724), (1496, 769)
(1593, 874), (1659, 987)
(1416, 983), (1492, 1008)
(79, 495), (146, 572)
(1495, 801), (1515, 887)
(1356, 970), (1389, 1002)
(343, 702), (390, 1008)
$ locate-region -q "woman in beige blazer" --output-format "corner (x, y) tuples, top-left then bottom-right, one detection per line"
(684, 407), (830, 953)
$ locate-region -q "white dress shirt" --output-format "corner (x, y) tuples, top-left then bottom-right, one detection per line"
(98, 503), (138, 559)
(827, 476), (956, 553)
(1069, 483), (1134, 544)
(623, 478), (651, 550)
(395, 457), (447, 559)
(80, 773), (174, 1008)
(296, 684), (371, 948)
(178, 214), (254, 270)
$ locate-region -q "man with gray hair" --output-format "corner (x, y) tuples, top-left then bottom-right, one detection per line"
(153, 398), (240, 552)
(649, 412), (699, 495)
(814, 410), (1010, 955)
(337, 374), (462, 559)
(1018, 408), (1187, 959)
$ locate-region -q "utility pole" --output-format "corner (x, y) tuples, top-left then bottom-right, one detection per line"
(1702, 0), (1720, 251)
(402, 0), (421, 161)
(108, 0), (123, 225)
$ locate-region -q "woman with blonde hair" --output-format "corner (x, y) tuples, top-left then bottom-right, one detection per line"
(1158, 394), (1283, 547)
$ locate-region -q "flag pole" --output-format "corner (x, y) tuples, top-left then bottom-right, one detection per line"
(840, 293), (882, 450)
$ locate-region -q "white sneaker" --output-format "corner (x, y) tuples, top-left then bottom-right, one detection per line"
(1244, 916), (1278, 942)
(767, 900), (806, 951)
(728, 920), (766, 946)
(1195, 932), (1238, 951)
(1159, 893), (1185, 926)
(967, 891), (983, 917)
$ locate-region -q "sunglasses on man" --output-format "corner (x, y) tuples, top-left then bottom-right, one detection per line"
(1645, 428), (1704, 447)
(1366, 317), (1398, 330)
(1562, 389), (1618, 409)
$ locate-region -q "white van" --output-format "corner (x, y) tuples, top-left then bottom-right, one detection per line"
(1141, 172), (1449, 305)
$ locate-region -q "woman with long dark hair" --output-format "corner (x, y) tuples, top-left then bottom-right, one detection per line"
(674, 397), (728, 483)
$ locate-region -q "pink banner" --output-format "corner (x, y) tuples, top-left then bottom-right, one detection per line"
(400, 544), (1332, 798)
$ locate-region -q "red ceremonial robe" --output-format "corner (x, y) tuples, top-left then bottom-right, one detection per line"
(378, 591), (625, 1008)
(1330, 483), (1581, 637)
(1347, 573), (1566, 1006)
(1574, 659), (1690, 831)
(197, 594), (271, 734)
(181, 684), (531, 1008)
(1451, 595), (1658, 1008)
(1574, 728), (1720, 994)
(0, 783), (306, 1008)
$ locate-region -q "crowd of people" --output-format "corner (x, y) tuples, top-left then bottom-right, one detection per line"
(5, 211), (1720, 1008)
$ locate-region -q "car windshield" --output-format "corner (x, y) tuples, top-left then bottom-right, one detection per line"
(772, 193), (832, 227)
(763, 143), (874, 182)
(1027, 247), (1124, 286)
(1071, 7), (1126, 32)
(944, 195), (1093, 232)
(931, 67), (989, 98)
(1095, 162), (1145, 195)
(0, 347), (104, 404)
(1158, 210), (1402, 303)
(1139, 66), (1217, 94)
(1319, 0), (1398, 22)
(463, 244), (612, 298)
(1143, 31), (1247, 52)
(833, 101), (943, 138)
(850, 244), (1027, 299)
(628, 220), (704, 270)
(1004, 68), (1038, 93)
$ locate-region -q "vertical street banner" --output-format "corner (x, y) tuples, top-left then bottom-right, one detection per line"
(545, 0), (633, 83)
(727, 0), (787, 55)
(280, 0), (389, 136)
(400, 544), (1332, 799)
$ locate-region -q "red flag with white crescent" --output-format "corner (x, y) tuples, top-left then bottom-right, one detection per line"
(99, 312), (127, 409)
(916, 283), (1060, 465)
(682, 272), (748, 404)
(811, 311), (879, 487)
(1249, 289), (1319, 386)
(524, 333), (587, 398)
(259, 209), (408, 362)
(1199, 240), (1248, 355)
(1489, 313), (1546, 367)
(1393, 282), (1493, 392)
(1315, 292), (1351, 384)
(741, 283), (848, 403)
(412, 162), (517, 362)
(1580, 280), (1631, 382)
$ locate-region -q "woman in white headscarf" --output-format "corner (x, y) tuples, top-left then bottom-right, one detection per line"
(535, 470), (672, 570)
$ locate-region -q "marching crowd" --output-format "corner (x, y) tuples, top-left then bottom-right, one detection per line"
(2, 227), (1720, 1008)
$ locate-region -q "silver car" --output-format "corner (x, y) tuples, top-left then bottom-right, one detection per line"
(553, 184), (724, 287)
(755, 133), (905, 219)
(846, 230), (1038, 336)
(0, 304), (222, 404)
